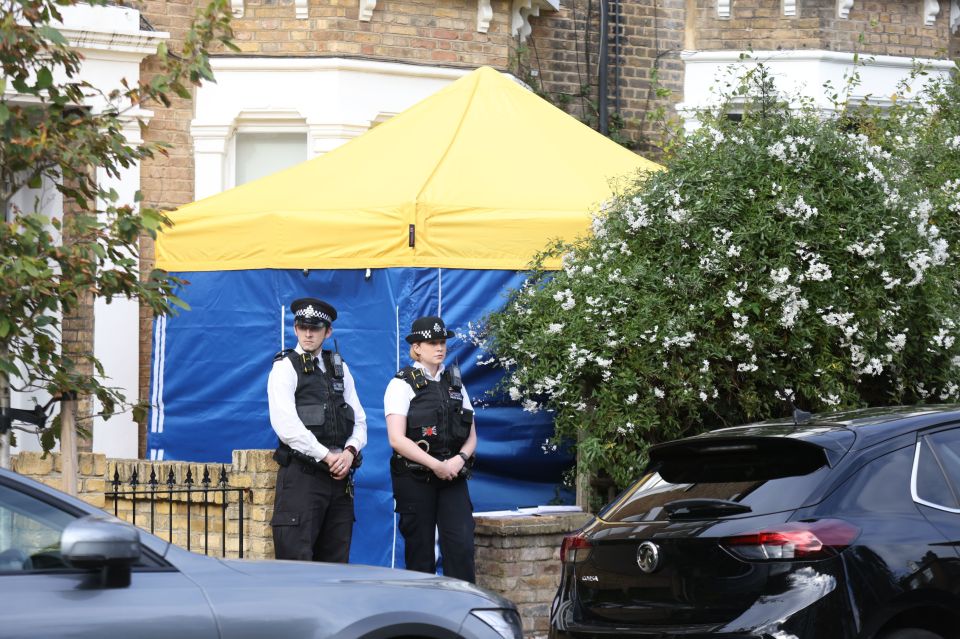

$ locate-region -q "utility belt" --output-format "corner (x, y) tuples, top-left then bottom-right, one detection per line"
(273, 444), (362, 495)
(390, 452), (474, 482)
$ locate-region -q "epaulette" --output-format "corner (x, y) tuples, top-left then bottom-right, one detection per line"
(273, 348), (294, 362)
(397, 366), (429, 391)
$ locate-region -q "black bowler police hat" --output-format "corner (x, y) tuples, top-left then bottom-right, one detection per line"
(291, 297), (337, 327)
(405, 316), (455, 344)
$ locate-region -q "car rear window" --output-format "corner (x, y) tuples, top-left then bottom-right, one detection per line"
(601, 438), (834, 522)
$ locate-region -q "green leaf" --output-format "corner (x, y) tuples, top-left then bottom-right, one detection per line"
(37, 25), (68, 45)
(36, 68), (54, 90)
(0, 103), (8, 125)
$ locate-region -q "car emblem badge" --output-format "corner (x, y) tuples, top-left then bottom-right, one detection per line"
(636, 541), (660, 574)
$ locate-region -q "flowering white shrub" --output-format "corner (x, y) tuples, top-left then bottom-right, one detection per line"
(479, 65), (960, 492)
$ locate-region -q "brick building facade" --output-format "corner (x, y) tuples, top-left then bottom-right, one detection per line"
(132, 0), (956, 455)
(6, 0), (956, 460)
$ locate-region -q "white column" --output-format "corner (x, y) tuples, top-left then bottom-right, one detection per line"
(92, 116), (143, 459)
(191, 124), (232, 199)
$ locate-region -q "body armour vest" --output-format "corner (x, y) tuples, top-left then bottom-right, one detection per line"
(398, 366), (473, 457)
(284, 350), (355, 450)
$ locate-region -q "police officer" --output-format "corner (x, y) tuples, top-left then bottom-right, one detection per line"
(384, 316), (478, 582)
(268, 297), (367, 563)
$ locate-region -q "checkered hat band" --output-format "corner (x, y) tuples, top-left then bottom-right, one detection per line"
(294, 305), (332, 323)
(414, 328), (448, 339)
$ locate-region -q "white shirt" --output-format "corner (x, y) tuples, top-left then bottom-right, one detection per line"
(384, 361), (474, 417)
(267, 344), (367, 461)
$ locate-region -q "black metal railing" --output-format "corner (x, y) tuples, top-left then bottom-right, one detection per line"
(107, 465), (245, 558)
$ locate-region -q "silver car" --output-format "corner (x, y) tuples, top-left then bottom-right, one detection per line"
(0, 467), (521, 638)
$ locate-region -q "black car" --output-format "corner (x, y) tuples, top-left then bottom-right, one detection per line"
(550, 405), (960, 639)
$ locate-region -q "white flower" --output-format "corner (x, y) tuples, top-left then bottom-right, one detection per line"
(724, 290), (743, 308)
(881, 271), (902, 290)
(862, 358), (883, 376)
(547, 323), (564, 334)
(804, 259), (832, 282)
(822, 311), (854, 328)
(662, 332), (696, 349)
(508, 387), (522, 401)
(770, 267), (791, 285)
(932, 328), (956, 350)
(821, 393), (841, 406)
(700, 359), (710, 373)
(653, 388), (665, 399)
(774, 388), (795, 401)
(522, 399), (540, 413)
(732, 331), (754, 349)
(737, 362), (759, 372)
(846, 238), (886, 257)
(886, 333), (907, 353)
(561, 297), (576, 311)
(617, 422), (636, 436)
(905, 251), (932, 286)
(626, 393), (638, 404)
(777, 194), (818, 222)
(778, 287), (809, 328)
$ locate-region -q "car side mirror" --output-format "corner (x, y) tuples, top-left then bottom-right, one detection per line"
(61, 514), (141, 588)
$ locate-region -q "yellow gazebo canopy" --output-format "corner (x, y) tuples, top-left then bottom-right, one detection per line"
(156, 66), (660, 272)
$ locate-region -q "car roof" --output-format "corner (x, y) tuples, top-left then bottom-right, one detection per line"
(667, 404), (960, 453)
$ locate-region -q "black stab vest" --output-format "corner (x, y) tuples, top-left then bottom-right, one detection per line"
(286, 350), (354, 450)
(398, 366), (473, 457)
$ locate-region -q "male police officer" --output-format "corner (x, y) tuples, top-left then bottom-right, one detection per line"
(267, 297), (366, 562)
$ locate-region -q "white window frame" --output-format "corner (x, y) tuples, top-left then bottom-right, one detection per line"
(190, 57), (470, 200)
(228, 111), (309, 189)
(677, 50), (956, 132)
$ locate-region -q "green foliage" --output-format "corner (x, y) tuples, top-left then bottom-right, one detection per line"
(0, 0), (235, 444)
(480, 64), (960, 493)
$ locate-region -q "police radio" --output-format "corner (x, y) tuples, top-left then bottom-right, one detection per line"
(331, 339), (344, 379)
(448, 359), (463, 390)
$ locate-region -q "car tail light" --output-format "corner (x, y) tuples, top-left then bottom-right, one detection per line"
(721, 519), (860, 561)
(560, 532), (592, 563)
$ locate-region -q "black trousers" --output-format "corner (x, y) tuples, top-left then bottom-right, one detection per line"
(271, 462), (354, 562)
(392, 471), (475, 583)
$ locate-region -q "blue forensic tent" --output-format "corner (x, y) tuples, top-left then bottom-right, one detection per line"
(149, 67), (658, 567)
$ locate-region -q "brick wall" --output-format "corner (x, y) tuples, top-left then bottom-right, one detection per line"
(475, 512), (593, 637)
(689, 0), (953, 58)
(522, 0), (685, 154)
(12, 451), (108, 508)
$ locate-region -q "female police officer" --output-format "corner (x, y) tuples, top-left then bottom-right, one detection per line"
(383, 316), (478, 582)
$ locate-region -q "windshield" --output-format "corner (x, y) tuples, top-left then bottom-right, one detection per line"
(600, 438), (833, 522)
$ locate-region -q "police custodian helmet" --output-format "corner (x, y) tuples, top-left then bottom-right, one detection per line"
(291, 297), (337, 327)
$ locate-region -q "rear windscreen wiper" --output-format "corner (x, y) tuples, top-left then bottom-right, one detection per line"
(663, 498), (752, 520)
